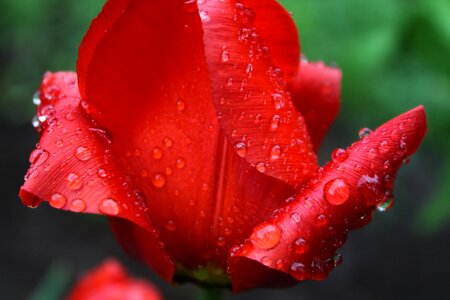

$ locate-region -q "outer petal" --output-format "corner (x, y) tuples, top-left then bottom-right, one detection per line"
(289, 60), (342, 152)
(229, 106), (427, 291)
(19, 72), (174, 281)
(239, 0), (300, 82)
(199, 0), (317, 186)
(67, 259), (162, 300)
(76, 0), (295, 279)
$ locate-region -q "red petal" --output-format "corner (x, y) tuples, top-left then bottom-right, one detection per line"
(76, 0), (295, 276)
(239, 0), (300, 82)
(289, 60), (342, 152)
(199, 0), (317, 186)
(229, 106), (427, 291)
(19, 72), (174, 280)
(67, 258), (163, 300)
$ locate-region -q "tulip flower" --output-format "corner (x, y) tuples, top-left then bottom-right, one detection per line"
(20, 0), (427, 293)
(67, 259), (162, 300)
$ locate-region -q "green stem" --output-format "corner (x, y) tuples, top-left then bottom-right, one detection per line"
(196, 288), (222, 300)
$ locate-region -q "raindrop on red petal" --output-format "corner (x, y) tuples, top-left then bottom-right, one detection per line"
(250, 223), (282, 250)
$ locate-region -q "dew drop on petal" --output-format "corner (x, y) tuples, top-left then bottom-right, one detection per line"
(66, 173), (83, 190)
(151, 173), (166, 188)
(49, 193), (66, 209)
(75, 146), (92, 161)
(269, 145), (281, 161)
(163, 137), (173, 148)
(255, 162), (266, 173)
(29, 148), (49, 167)
(234, 142), (248, 157)
(250, 223), (281, 250)
(331, 148), (347, 163)
(358, 127), (372, 138)
(152, 147), (163, 160)
(290, 262), (308, 281)
(176, 99), (185, 111)
(99, 198), (119, 215)
(176, 157), (186, 169)
(32, 91), (41, 105)
(221, 49), (230, 63)
(324, 178), (350, 205)
(97, 168), (107, 178)
(315, 214), (328, 227)
(70, 198), (86, 212)
(270, 115), (281, 130)
(272, 93), (285, 110)
(293, 237), (309, 255)
(165, 220), (177, 231)
(199, 9), (210, 22)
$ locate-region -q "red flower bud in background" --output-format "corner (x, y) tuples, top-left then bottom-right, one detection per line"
(20, 0), (427, 292)
(67, 259), (162, 300)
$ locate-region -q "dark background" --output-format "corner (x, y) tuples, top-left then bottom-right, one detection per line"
(1, 0), (449, 299)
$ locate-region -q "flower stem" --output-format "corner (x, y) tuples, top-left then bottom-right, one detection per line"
(197, 288), (222, 300)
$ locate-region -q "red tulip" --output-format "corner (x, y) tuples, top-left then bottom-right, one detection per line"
(20, 0), (427, 292)
(66, 259), (162, 300)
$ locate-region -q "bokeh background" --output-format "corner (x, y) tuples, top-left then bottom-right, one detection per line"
(1, 0), (449, 299)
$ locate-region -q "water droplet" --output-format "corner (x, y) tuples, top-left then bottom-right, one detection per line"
(32, 115), (41, 129)
(315, 214), (328, 227)
(176, 99), (185, 111)
(140, 169), (148, 177)
(376, 198), (394, 212)
(270, 115), (281, 130)
(151, 173), (166, 188)
(333, 253), (343, 267)
(272, 93), (285, 110)
(163, 137), (173, 148)
(357, 174), (382, 205)
(152, 147), (163, 160)
(74, 146), (92, 161)
(55, 138), (64, 148)
(261, 256), (272, 267)
(358, 127), (372, 138)
(199, 9), (210, 22)
(290, 262), (308, 281)
(201, 182), (209, 191)
(64, 112), (76, 121)
(70, 198), (86, 212)
(32, 91), (41, 105)
(66, 173), (83, 190)
(293, 237), (309, 255)
(255, 162), (266, 173)
(99, 198), (119, 215)
(234, 142), (248, 157)
(165, 220), (177, 231)
(97, 168), (107, 178)
(269, 145), (281, 161)
(226, 77), (233, 87)
(176, 157), (186, 169)
(331, 148), (347, 163)
(378, 140), (390, 154)
(324, 178), (350, 205)
(165, 166), (173, 175)
(29, 148), (49, 167)
(49, 193), (66, 209)
(250, 223), (281, 250)
(221, 49), (230, 63)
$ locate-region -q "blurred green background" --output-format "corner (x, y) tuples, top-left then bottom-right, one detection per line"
(0, 0), (448, 299)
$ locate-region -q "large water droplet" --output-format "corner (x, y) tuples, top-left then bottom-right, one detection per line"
(75, 146), (92, 161)
(97, 168), (107, 178)
(324, 178), (350, 205)
(49, 193), (66, 209)
(250, 223), (281, 250)
(66, 173), (83, 190)
(151, 173), (166, 188)
(331, 148), (347, 163)
(234, 142), (248, 157)
(29, 148), (49, 167)
(70, 198), (86, 212)
(358, 127), (372, 138)
(99, 198), (119, 215)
